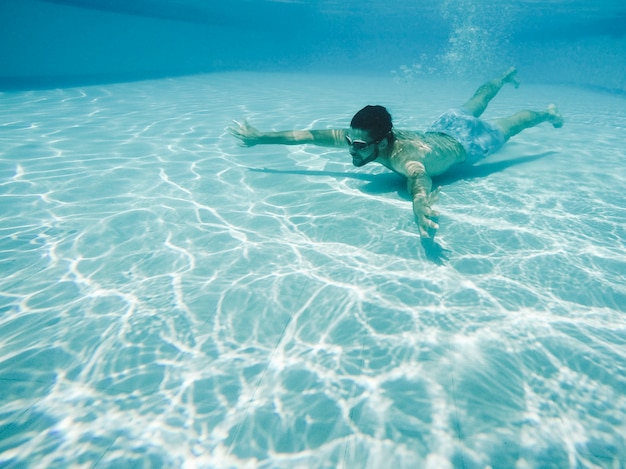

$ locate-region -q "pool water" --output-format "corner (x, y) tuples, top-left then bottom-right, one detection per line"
(1, 72), (625, 467)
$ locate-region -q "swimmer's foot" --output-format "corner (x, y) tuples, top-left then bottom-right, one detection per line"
(501, 66), (520, 89)
(547, 104), (564, 128)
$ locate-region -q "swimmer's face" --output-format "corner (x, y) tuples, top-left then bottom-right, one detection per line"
(346, 128), (379, 167)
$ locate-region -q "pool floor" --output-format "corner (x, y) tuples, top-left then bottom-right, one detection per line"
(1, 72), (625, 468)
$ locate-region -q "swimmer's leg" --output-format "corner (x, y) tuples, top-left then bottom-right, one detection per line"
(493, 104), (564, 141)
(460, 67), (520, 118)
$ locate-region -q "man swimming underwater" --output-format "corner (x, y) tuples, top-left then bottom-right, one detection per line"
(229, 67), (563, 238)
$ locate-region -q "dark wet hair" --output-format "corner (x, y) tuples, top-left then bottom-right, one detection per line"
(350, 105), (394, 143)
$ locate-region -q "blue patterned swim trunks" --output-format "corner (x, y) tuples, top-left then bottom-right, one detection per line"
(428, 109), (506, 164)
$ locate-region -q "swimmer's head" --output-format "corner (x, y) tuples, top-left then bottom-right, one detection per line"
(347, 105), (395, 167)
(350, 105), (394, 143)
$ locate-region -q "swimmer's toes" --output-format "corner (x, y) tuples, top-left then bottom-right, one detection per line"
(503, 66), (520, 88)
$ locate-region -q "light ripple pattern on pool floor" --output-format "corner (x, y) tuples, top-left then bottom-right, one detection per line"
(0, 73), (625, 468)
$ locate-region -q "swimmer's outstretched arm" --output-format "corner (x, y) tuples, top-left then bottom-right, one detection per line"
(406, 162), (439, 238)
(229, 119), (346, 148)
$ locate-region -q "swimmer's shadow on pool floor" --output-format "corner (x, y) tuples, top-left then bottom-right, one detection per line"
(248, 151), (554, 265)
(249, 151), (556, 198)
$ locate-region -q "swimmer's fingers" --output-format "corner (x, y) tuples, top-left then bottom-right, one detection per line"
(228, 119), (248, 137)
(228, 120), (243, 138)
(424, 207), (439, 219)
(423, 193), (440, 219)
(417, 189), (441, 236)
(418, 221), (438, 239)
(417, 213), (439, 238)
(228, 119), (258, 146)
(236, 118), (257, 133)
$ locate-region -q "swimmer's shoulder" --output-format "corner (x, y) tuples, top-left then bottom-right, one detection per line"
(394, 129), (426, 142)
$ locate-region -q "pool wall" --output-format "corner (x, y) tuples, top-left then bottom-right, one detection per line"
(1, 0), (625, 92)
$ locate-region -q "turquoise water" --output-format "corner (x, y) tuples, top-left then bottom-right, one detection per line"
(1, 72), (625, 467)
(2, 0), (626, 92)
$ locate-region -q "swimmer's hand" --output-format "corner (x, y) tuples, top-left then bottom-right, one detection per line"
(229, 119), (263, 147)
(413, 188), (440, 238)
